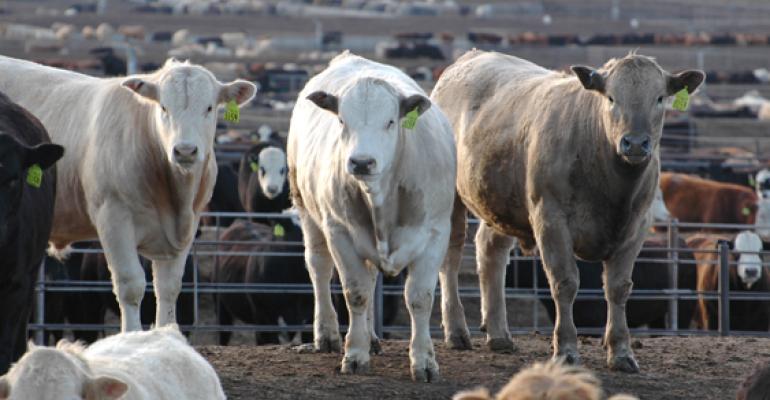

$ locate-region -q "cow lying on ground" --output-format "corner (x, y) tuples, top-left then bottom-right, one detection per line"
(0, 325), (225, 400)
(0, 55), (255, 332)
(289, 51), (456, 381)
(238, 141), (291, 224)
(453, 360), (638, 400)
(0, 92), (64, 374)
(432, 50), (704, 372)
(508, 237), (697, 331)
(687, 231), (770, 331)
(660, 172), (759, 227)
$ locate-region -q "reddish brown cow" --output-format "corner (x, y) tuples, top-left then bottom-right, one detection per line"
(660, 172), (758, 227)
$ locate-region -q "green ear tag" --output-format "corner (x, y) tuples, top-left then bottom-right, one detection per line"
(273, 223), (285, 238)
(742, 206), (751, 216)
(224, 100), (240, 123)
(26, 164), (42, 188)
(672, 87), (689, 111)
(402, 107), (419, 129)
(250, 161), (259, 173)
(749, 176), (756, 186)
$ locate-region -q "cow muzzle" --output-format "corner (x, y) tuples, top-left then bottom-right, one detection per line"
(172, 142), (199, 168)
(348, 156), (377, 178)
(739, 259), (762, 289)
(618, 133), (652, 164)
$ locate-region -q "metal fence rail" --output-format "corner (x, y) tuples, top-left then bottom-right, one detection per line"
(29, 212), (770, 344)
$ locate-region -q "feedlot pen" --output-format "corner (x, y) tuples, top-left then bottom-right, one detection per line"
(28, 212), (770, 344)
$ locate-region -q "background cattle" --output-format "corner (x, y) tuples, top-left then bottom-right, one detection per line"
(687, 231), (770, 332)
(0, 55), (256, 333)
(289, 51), (456, 381)
(0, 92), (64, 374)
(204, 163), (244, 227)
(0, 326), (226, 400)
(432, 49), (704, 373)
(237, 141), (291, 224)
(508, 237), (697, 331)
(660, 172), (759, 227)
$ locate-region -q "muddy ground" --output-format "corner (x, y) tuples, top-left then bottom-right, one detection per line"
(199, 336), (770, 400)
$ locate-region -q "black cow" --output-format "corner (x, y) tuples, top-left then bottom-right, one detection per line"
(0, 92), (64, 374)
(507, 237), (697, 332)
(237, 141), (291, 224)
(205, 163), (243, 227)
(214, 219), (403, 345)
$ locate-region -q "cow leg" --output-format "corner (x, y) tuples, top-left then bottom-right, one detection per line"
(151, 249), (190, 327)
(95, 206), (145, 332)
(367, 273), (382, 355)
(475, 223), (516, 352)
(439, 196), (471, 350)
(301, 217), (340, 353)
(217, 299), (233, 346)
(602, 237), (644, 373)
(532, 209), (580, 365)
(327, 229), (376, 374)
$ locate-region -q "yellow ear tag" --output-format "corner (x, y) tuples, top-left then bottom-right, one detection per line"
(749, 176), (756, 186)
(250, 161), (259, 173)
(672, 87), (689, 111)
(273, 223), (285, 238)
(742, 207), (751, 216)
(26, 164), (42, 188)
(402, 107), (419, 129)
(224, 100), (240, 123)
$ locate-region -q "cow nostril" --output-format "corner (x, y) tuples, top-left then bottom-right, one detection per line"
(620, 136), (632, 152)
(641, 137), (651, 152)
(746, 269), (759, 278)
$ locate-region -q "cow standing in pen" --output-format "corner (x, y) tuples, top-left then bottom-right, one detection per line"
(0, 56), (256, 332)
(288, 51), (455, 381)
(432, 50), (703, 372)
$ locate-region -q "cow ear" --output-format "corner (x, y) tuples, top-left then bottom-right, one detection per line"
(24, 143), (64, 170)
(219, 79), (257, 106)
(0, 376), (10, 400)
(667, 70), (705, 95)
(306, 91), (338, 114)
(571, 65), (605, 93)
(452, 388), (492, 400)
(121, 78), (159, 102)
(84, 376), (128, 400)
(400, 94), (431, 118)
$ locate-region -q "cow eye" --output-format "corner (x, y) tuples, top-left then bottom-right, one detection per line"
(161, 105), (167, 113)
(387, 120), (394, 128)
(259, 167), (265, 175)
(607, 96), (614, 103)
(206, 105), (213, 113)
(338, 118), (344, 126)
(280, 167), (286, 175)
(657, 96), (664, 105)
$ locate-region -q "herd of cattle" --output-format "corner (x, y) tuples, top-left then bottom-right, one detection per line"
(0, 46), (769, 398)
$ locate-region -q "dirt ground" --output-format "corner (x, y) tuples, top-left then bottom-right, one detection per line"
(199, 336), (770, 400)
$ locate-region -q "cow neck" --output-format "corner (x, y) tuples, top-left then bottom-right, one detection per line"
(359, 134), (404, 253)
(136, 103), (206, 253)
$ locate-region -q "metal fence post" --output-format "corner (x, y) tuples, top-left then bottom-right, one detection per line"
(192, 240), (199, 330)
(34, 259), (45, 345)
(374, 273), (383, 338)
(667, 218), (679, 331)
(718, 241), (730, 336)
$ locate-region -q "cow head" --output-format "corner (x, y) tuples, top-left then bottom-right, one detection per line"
(756, 168), (770, 199)
(734, 231), (764, 289)
(649, 186), (671, 223)
(0, 345), (127, 400)
(572, 55), (704, 166)
(241, 143), (287, 200)
(0, 134), (63, 243)
(306, 78), (430, 184)
(122, 59), (256, 171)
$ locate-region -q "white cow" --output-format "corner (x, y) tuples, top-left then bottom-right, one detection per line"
(287, 51), (456, 382)
(0, 326), (225, 400)
(0, 56), (256, 332)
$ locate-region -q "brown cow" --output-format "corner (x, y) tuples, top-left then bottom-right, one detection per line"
(687, 231), (770, 331)
(660, 172), (758, 227)
(432, 50), (704, 372)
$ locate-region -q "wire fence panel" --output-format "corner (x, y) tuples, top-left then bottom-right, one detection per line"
(29, 213), (770, 343)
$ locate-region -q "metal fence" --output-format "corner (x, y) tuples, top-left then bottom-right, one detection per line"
(28, 212), (770, 344)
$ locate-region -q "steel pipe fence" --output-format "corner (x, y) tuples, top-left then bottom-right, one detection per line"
(29, 213), (770, 344)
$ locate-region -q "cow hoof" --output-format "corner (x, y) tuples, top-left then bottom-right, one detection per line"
(446, 332), (472, 350)
(370, 338), (383, 355)
(411, 360), (440, 383)
(609, 354), (640, 373)
(487, 337), (516, 353)
(554, 352), (582, 366)
(315, 336), (341, 353)
(341, 356), (370, 375)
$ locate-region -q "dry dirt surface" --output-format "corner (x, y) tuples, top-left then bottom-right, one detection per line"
(199, 336), (770, 400)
